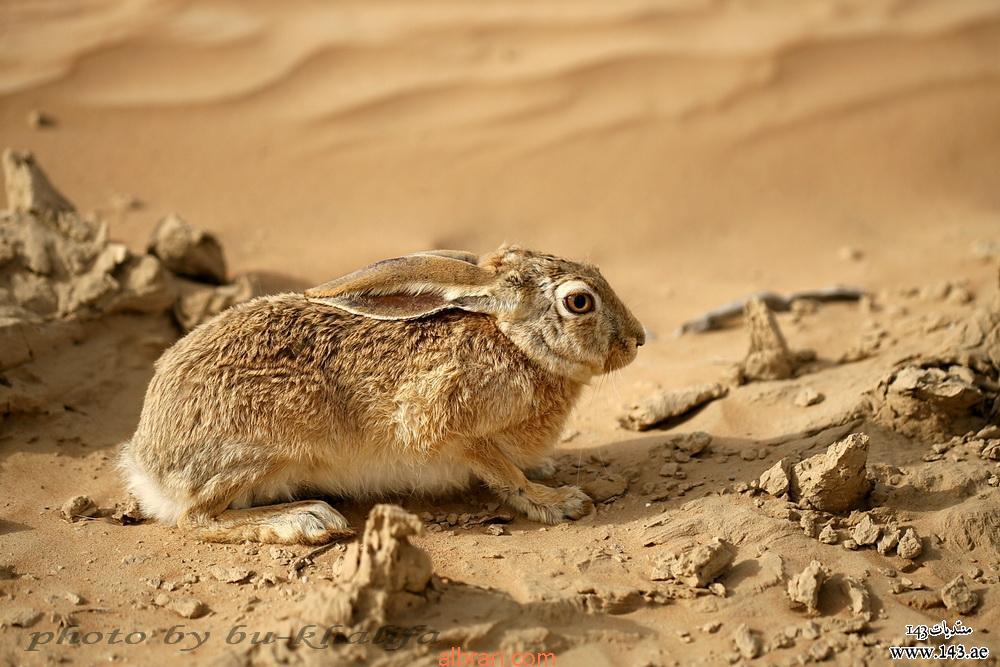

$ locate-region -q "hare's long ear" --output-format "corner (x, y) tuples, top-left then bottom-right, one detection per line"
(305, 252), (499, 320)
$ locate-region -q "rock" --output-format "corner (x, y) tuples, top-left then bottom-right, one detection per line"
(0, 318), (34, 370)
(109, 192), (142, 213)
(26, 110), (55, 130)
(61, 495), (97, 522)
(940, 576), (978, 614)
(650, 538), (736, 587)
(980, 440), (1000, 461)
(731, 624), (763, 659)
(839, 576), (872, 620)
(851, 515), (881, 546)
(2, 148), (74, 215)
(700, 621), (722, 634)
(166, 596), (207, 619)
(818, 524), (839, 545)
(659, 462), (680, 477)
(872, 364), (986, 440)
(65, 265), (120, 313)
(758, 458), (793, 496)
(809, 640), (833, 661)
(675, 431), (712, 456)
(740, 552), (785, 595)
(12, 272), (57, 314)
(901, 590), (944, 610)
(148, 214), (226, 283)
(794, 388), (824, 407)
(173, 274), (258, 331)
(111, 496), (144, 525)
(209, 566), (252, 584)
(582, 472), (628, 502)
(741, 297), (798, 381)
(877, 528), (900, 555)
(800, 512), (820, 538)
(291, 505), (435, 633)
(896, 528), (923, 560)
(575, 584), (650, 615)
(791, 433), (871, 513)
(838, 246), (863, 262)
(113, 254), (174, 314)
(787, 560), (829, 615)
(619, 383), (728, 431)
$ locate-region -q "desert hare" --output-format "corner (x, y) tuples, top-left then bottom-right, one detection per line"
(121, 246), (644, 544)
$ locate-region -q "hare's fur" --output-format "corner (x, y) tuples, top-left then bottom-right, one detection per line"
(123, 296), (583, 542)
(122, 247), (643, 544)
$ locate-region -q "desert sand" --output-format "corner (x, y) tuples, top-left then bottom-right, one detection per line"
(1, 1), (999, 665)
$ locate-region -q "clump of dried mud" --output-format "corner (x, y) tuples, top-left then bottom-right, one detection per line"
(0, 149), (257, 414)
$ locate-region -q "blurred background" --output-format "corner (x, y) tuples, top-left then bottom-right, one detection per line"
(1, 0), (999, 335)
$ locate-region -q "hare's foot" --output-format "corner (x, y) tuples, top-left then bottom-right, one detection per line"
(464, 442), (592, 524)
(523, 457), (557, 481)
(507, 484), (592, 524)
(179, 500), (353, 545)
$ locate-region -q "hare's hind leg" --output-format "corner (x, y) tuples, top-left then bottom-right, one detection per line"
(179, 500), (353, 545)
(464, 441), (592, 524)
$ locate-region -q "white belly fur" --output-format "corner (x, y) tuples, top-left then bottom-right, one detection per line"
(123, 438), (477, 522)
(231, 452), (475, 510)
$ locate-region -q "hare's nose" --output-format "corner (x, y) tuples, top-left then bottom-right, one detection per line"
(634, 324), (648, 347)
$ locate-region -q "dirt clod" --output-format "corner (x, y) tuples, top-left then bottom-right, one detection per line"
(851, 515), (880, 546)
(292, 504), (435, 634)
(209, 566), (252, 584)
(896, 528), (923, 560)
(787, 560), (829, 615)
(173, 274), (258, 332)
(759, 458), (793, 496)
(940, 575), (978, 614)
(839, 576), (872, 620)
(620, 383), (728, 430)
(650, 538), (736, 587)
(582, 472), (629, 502)
(2, 148), (74, 215)
(794, 388), (824, 407)
(148, 214), (227, 284)
(61, 495), (97, 522)
(790, 433), (872, 513)
(741, 297), (795, 380)
(732, 623), (763, 659)
(166, 596), (207, 619)
(111, 496), (144, 525)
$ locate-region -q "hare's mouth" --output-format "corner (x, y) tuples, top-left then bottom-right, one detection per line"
(603, 341), (639, 373)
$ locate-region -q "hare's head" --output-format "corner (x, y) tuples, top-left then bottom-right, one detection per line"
(306, 245), (645, 381)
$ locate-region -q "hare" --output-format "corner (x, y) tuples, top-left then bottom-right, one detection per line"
(120, 246), (644, 544)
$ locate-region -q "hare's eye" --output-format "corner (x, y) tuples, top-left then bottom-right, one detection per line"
(564, 292), (594, 315)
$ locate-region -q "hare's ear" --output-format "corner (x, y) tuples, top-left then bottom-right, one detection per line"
(305, 252), (498, 320)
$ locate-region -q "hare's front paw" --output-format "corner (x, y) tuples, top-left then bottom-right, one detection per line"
(512, 484), (593, 524)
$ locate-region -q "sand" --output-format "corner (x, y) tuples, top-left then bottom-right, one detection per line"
(1, 1), (1000, 665)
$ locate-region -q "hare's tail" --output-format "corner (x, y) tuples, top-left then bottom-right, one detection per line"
(118, 443), (186, 524)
